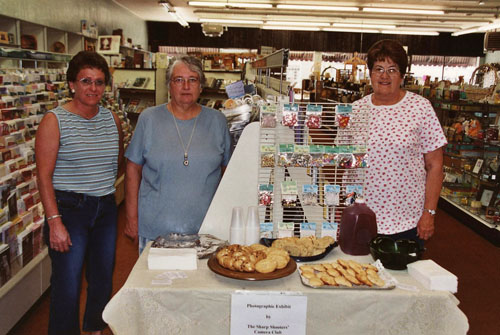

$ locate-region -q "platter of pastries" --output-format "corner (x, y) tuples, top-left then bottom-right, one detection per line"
(298, 259), (395, 290)
(260, 236), (337, 262)
(207, 244), (297, 281)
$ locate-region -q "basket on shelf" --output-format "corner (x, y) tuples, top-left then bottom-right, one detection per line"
(463, 85), (491, 102)
(466, 64), (500, 102)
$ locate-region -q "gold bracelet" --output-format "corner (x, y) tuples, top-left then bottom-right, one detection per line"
(46, 214), (62, 221)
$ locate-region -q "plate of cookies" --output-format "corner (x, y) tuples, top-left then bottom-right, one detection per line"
(298, 259), (396, 289)
(260, 236), (337, 262)
(208, 243), (297, 281)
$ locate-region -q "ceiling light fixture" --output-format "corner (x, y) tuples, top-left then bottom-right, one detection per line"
(363, 8), (445, 15)
(265, 21), (330, 27)
(160, 1), (189, 27)
(332, 23), (396, 29)
(262, 25), (321, 31)
(323, 28), (379, 33)
(276, 4), (359, 11)
(381, 30), (440, 36)
(478, 21), (500, 31)
(200, 18), (264, 24)
(452, 27), (482, 36)
(188, 1), (273, 8)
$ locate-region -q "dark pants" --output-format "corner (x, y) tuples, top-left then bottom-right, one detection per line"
(378, 227), (425, 250)
(44, 190), (117, 335)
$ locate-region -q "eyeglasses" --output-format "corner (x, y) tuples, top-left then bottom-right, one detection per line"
(372, 66), (400, 76)
(79, 78), (106, 87)
(171, 77), (200, 86)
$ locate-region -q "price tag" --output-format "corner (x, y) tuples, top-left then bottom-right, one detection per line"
(231, 292), (307, 335)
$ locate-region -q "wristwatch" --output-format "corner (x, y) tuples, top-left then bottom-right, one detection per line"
(424, 208), (436, 216)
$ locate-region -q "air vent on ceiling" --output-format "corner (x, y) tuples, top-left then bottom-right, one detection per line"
(202, 24), (223, 37)
(484, 32), (500, 51)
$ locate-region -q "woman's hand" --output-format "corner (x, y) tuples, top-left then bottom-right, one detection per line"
(417, 212), (435, 240)
(49, 218), (72, 252)
(124, 217), (138, 242)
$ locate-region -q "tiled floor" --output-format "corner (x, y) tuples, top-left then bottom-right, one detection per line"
(7, 205), (500, 335)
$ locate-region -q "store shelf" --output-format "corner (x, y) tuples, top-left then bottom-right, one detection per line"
(0, 14), (92, 70)
(204, 69), (242, 73)
(439, 196), (500, 246)
(0, 248), (51, 335)
(117, 87), (155, 93)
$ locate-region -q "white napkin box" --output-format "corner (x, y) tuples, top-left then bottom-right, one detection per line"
(407, 260), (458, 293)
(148, 247), (198, 270)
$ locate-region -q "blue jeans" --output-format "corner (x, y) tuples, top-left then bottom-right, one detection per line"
(44, 190), (117, 335)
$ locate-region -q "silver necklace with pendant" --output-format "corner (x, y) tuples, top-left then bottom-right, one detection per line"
(170, 108), (201, 166)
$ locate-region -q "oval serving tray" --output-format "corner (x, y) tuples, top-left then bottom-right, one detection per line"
(260, 238), (338, 262)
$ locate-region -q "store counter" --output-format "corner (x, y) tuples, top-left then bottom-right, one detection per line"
(102, 244), (468, 335)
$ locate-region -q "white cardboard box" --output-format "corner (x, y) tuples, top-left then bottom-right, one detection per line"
(407, 260), (458, 293)
(147, 247), (197, 270)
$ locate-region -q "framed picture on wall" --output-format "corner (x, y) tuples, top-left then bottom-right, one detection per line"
(97, 35), (120, 54)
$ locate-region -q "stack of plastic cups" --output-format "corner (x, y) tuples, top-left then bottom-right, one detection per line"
(245, 206), (260, 245)
(230, 207), (245, 245)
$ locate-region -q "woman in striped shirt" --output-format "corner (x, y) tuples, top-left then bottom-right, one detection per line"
(35, 51), (123, 335)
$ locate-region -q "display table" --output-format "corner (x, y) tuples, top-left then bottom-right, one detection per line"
(103, 123), (468, 334)
(102, 244), (468, 335)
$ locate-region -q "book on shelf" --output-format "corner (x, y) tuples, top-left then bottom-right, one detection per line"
(135, 99), (154, 113)
(125, 99), (141, 114)
(0, 243), (11, 287)
(132, 77), (149, 89)
(125, 98), (154, 114)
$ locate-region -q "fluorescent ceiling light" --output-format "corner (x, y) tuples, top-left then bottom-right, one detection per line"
(262, 25), (321, 31)
(169, 11), (189, 27)
(381, 30), (439, 36)
(452, 27), (482, 36)
(332, 23), (396, 29)
(266, 21), (330, 27)
(188, 1), (272, 8)
(363, 8), (445, 15)
(276, 4), (358, 11)
(323, 28), (379, 33)
(478, 22), (500, 31)
(200, 18), (264, 24)
(160, 1), (189, 27)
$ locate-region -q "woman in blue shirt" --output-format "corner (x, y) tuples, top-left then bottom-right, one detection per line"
(125, 55), (232, 253)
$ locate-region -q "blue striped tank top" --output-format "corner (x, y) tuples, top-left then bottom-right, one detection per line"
(50, 105), (119, 196)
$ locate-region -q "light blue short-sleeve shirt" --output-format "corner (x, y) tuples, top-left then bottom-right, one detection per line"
(125, 104), (232, 240)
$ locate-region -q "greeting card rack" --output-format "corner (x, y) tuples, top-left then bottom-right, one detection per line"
(257, 101), (370, 237)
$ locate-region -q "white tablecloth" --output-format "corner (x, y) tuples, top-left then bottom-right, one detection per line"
(103, 245), (468, 335)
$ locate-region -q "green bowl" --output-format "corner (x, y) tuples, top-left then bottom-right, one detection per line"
(369, 236), (423, 270)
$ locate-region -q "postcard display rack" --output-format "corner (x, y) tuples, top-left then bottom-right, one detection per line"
(257, 101), (370, 239)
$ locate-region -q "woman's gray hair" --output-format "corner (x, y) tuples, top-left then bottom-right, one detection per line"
(166, 55), (206, 89)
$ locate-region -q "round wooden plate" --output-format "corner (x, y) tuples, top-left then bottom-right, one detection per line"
(207, 254), (297, 281)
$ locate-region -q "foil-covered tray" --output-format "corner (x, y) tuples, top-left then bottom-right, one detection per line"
(152, 234), (228, 259)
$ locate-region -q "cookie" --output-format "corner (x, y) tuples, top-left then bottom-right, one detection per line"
(308, 277), (324, 287)
(301, 270), (316, 279)
(268, 254), (288, 269)
(255, 258), (277, 274)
